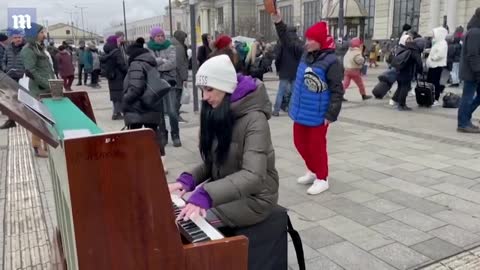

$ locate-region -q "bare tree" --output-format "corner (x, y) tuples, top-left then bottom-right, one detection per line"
(236, 16), (258, 37)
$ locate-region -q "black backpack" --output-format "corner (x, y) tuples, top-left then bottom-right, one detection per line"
(391, 48), (411, 70)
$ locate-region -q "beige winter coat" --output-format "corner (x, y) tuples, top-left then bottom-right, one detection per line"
(343, 47), (365, 70)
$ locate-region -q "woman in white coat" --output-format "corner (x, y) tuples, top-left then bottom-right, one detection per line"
(426, 27), (448, 105)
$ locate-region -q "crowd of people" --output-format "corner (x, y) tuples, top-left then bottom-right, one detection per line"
(1, 7), (480, 243)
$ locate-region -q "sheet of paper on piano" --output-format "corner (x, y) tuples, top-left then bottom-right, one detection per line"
(17, 88), (55, 125)
(63, 129), (92, 139)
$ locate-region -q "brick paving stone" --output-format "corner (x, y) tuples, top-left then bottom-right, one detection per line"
(371, 242), (431, 270)
(411, 238), (463, 261)
(370, 220), (433, 246)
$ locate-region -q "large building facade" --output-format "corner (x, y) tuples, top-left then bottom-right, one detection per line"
(179, 0), (480, 42)
(103, 0), (480, 44)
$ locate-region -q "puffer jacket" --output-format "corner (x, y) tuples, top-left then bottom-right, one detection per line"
(122, 51), (165, 125)
(188, 77), (279, 227)
(275, 21), (344, 126)
(343, 47), (365, 70)
(2, 42), (25, 80)
(101, 43), (128, 101)
(427, 27), (448, 68)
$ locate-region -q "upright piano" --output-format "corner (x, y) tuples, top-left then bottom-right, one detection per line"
(0, 73), (248, 270)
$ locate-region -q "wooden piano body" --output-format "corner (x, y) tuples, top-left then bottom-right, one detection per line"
(0, 75), (248, 270)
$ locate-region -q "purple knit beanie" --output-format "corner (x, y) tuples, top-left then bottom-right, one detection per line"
(150, 26), (165, 38)
(106, 35), (118, 45)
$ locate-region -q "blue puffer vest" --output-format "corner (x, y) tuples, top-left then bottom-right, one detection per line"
(289, 51), (337, 126)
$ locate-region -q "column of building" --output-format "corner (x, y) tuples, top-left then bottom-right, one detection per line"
(446, 0), (458, 31)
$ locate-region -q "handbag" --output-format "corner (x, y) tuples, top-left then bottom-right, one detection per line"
(141, 66), (171, 110)
(442, 92), (461, 108)
(181, 88), (190, 105)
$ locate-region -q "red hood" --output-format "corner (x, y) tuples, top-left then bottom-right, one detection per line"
(305, 21), (335, 50)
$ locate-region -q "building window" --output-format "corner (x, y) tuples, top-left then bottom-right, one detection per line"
(177, 22), (181, 30)
(279, 5), (293, 27)
(392, 0), (420, 38)
(304, 1), (321, 34)
(359, 0), (375, 39)
(217, 7), (224, 25)
(259, 10), (274, 41)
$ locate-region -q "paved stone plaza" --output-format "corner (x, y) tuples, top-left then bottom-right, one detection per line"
(2, 64), (480, 269)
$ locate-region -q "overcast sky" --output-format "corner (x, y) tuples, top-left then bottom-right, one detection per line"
(1, 0), (169, 33)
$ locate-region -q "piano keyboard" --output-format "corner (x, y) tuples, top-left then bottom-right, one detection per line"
(172, 198), (224, 243)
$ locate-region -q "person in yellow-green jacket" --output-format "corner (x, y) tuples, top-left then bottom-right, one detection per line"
(20, 22), (55, 157)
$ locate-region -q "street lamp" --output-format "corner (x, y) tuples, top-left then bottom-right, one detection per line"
(169, 0), (174, 38)
(231, 0), (235, 35)
(189, 0), (199, 112)
(123, 0), (128, 41)
(74, 5), (87, 39)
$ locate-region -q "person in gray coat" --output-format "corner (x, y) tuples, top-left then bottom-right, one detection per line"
(123, 38), (169, 162)
(172, 30), (189, 123)
(147, 26), (181, 147)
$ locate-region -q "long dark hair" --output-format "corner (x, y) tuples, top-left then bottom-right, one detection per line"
(199, 96), (235, 165)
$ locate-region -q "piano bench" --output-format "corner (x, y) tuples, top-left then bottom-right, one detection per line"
(221, 205), (288, 270)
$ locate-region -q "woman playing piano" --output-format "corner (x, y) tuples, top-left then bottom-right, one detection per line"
(168, 54), (279, 227)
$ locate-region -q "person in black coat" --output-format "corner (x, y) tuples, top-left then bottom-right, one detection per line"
(123, 38), (169, 158)
(391, 34), (423, 111)
(447, 36), (462, 86)
(197, 33), (212, 67)
(272, 26), (302, 116)
(100, 35), (128, 120)
(458, 8), (480, 133)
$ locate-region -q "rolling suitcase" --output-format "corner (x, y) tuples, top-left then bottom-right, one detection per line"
(415, 78), (435, 107)
(372, 81), (392, 99)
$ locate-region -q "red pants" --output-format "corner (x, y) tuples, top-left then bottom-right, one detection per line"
(343, 69), (366, 96)
(62, 75), (74, 91)
(293, 123), (329, 180)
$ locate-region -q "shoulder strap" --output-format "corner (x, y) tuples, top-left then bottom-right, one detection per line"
(287, 215), (305, 270)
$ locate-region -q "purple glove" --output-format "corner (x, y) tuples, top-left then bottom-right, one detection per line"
(187, 186), (213, 209)
(176, 172), (196, 192)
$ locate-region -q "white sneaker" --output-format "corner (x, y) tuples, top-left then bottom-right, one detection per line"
(297, 171), (316, 185)
(389, 99), (398, 106)
(433, 101), (440, 106)
(307, 179), (329, 195)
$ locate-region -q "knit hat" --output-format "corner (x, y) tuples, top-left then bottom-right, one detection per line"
(106, 35), (118, 45)
(7, 28), (24, 37)
(305, 22), (329, 48)
(350, 37), (362, 48)
(24, 22), (44, 40)
(196, 55), (237, 94)
(115, 31), (124, 37)
(0, 33), (7, 42)
(214, 35), (232, 50)
(150, 26), (165, 38)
